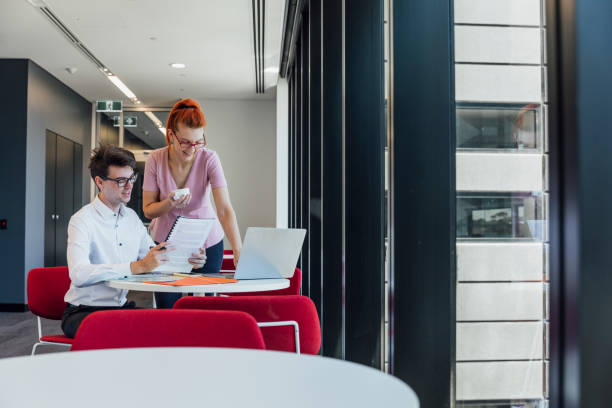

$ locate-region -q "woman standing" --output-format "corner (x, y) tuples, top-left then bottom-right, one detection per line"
(142, 98), (241, 308)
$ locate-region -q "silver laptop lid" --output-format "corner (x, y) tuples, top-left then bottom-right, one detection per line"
(234, 227), (306, 280)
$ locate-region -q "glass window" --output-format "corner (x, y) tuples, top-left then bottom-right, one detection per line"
(457, 104), (541, 150)
(457, 193), (545, 240)
(453, 0), (549, 406)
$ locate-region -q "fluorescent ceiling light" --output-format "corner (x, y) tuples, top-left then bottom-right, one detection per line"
(264, 66), (279, 73)
(144, 111), (162, 127)
(144, 111), (166, 136)
(107, 75), (136, 100)
(170, 63), (186, 69)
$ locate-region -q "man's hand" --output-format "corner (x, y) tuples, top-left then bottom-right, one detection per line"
(189, 247), (207, 270)
(131, 241), (174, 274)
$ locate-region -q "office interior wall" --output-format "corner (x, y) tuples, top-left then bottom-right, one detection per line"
(25, 60), (91, 302)
(0, 60), (29, 306)
(199, 99), (276, 247)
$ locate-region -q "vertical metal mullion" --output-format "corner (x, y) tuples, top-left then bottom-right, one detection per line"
(308, 0), (323, 329)
(301, 11), (310, 298)
(321, 0), (344, 360)
(287, 67), (295, 228)
(390, 0), (455, 406)
(343, 0), (385, 369)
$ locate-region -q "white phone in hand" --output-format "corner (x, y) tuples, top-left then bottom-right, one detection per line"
(172, 188), (190, 201)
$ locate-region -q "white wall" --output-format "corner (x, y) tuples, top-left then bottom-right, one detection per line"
(199, 99), (276, 248)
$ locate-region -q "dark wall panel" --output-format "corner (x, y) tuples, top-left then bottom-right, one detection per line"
(344, 0), (385, 368)
(0, 60), (28, 305)
(391, 1), (455, 407)
(547, 0), (612, 406)
(321, 0), (344, 359)
(300, 15), (310, 297)
(308, 0), (323, 322)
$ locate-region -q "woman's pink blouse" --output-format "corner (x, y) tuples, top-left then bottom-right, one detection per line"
(143, 147), (227, 247)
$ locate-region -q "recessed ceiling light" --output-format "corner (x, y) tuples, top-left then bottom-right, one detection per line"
(170, 63), (186, 69)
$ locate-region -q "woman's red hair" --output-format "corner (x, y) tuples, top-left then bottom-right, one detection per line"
(165, 98), (206, 145)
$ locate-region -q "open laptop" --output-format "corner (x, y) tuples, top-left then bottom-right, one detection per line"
(213, 227), (306, 280)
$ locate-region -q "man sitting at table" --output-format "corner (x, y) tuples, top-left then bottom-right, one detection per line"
(61, 144), (206, 338)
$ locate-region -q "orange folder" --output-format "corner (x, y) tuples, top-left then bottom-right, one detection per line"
(144, 276), (238, 286)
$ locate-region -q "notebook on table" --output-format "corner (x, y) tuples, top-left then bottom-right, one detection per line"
(152, 216), (215, 274)
(210, 227), (306, 280)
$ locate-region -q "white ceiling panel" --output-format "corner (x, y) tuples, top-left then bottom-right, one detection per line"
(0, 0), (284, 106)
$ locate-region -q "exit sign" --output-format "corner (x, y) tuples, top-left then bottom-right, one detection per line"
(96, 100), (122, 112)
(113, 115), (138, 127)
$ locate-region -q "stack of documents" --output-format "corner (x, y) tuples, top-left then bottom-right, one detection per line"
(144, 276), (238, 286)
(153, 217), (215, 274)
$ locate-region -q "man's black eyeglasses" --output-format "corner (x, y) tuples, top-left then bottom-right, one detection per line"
(101, 172), (138, 188)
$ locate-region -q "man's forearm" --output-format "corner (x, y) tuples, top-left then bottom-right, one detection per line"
(130, 259), (147, 275)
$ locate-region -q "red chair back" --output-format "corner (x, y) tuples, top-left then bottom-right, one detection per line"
(174, 295), (321, 354)
(225, 268), (302, 296)
(27, 267), (71, 320)
(70, 309), (266, 351)
(221, 259), (235, 271)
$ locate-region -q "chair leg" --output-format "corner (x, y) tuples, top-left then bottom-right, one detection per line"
(32, 341), (72, 356)
(31, 342), (42, 356)
(257, 321), (301, 354)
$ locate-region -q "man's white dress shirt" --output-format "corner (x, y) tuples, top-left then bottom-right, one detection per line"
(64, 195), (154, 307)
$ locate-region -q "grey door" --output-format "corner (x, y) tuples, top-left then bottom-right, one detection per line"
(45, 130), (83, 267)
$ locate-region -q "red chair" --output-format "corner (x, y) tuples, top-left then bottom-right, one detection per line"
(174, 295), (320, 354)
(221, 249), (235, 271)
(223, 268), (302, 296)
(70, 309), (266, 351)
(27, 266), (73, 354)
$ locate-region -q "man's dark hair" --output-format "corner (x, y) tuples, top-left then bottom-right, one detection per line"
(89, 144), (136, 181)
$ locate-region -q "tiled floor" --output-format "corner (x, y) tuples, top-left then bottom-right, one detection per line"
(0, 291), (153, 359)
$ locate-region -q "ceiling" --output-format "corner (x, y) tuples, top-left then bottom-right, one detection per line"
(0, 0), (285, 107)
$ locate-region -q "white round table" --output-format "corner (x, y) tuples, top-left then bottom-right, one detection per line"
(0, 348), (419, 407)
(107, 278), (289, 294)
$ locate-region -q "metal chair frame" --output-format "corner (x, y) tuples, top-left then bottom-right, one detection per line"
(31, 316), (71, 355)
(257, 320), (300, 354)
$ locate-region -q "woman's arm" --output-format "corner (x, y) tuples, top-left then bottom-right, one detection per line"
(212, 186), (242, 265)
(142, 190), (189, 219)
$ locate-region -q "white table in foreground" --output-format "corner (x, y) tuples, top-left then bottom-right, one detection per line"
(106, 277), (289, 293)
(0, 348), (419, 407)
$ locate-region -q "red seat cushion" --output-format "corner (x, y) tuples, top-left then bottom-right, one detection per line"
(175, 295), (321, 354)
(40, 334), (73, 344)
(71, 309), (266, 351)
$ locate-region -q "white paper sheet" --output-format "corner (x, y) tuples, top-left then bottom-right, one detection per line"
(152, 217), (215, 274)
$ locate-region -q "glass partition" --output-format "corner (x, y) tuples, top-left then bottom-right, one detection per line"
(95, 108), (170, 223)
